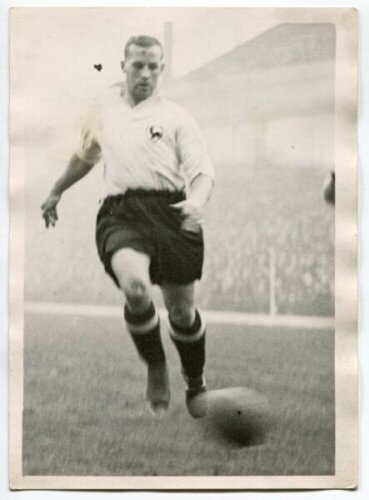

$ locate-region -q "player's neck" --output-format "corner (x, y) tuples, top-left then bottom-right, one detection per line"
(123, 90), (159, 108)
(121, 90), (145, 107)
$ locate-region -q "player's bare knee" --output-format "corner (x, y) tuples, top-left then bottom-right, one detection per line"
(168, 303), (195, 328)
(124, 278), (151, 310)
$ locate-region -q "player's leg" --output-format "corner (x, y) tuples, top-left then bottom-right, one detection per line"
(111, 248), (170, 412)
(161, 282), (207, 418)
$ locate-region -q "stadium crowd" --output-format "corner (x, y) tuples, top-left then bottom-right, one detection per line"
(198, 164), (334, 316)
(26, 164), (334, 317)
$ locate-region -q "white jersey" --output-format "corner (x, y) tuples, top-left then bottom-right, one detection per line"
(75, 88), (215, 196)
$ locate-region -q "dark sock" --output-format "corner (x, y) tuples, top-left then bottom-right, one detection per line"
(169, 310), (206, 379)
(124, 303), (165, 365)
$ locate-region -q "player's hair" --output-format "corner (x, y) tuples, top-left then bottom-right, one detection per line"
(124, 35), (163, 60)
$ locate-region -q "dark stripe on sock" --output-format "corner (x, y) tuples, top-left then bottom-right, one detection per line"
(124, 302), (156, 325)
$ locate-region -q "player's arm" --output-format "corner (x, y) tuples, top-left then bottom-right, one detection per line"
(187, 172), (214, 207)
(171, 110), (215, 232)
(41, 105), (102, 228)
(41, 155), (97, 228)
(172, 174), (214, 232)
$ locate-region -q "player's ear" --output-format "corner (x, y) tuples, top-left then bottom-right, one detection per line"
(160, 62), (165, 74)
(120, 60), (125, 72)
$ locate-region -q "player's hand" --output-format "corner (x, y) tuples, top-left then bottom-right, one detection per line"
(41, 191), (61, 228)
(171, 199), (204, 233)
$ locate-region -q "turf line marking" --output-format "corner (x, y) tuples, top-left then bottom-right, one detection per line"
(24, 301), (334, 329)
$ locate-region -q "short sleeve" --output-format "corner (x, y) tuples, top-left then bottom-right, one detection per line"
(75, 103), (103, 165)
(176, 109), (215, 185)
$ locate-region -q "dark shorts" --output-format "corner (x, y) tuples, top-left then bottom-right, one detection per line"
(96, 189), (205, 287)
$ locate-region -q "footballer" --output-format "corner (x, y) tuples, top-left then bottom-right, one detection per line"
(41, 35), (215, 418)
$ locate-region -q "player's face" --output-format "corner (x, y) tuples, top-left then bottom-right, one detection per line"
(123, 44), (164, 104)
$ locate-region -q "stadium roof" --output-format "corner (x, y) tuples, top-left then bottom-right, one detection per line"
(163, 23), (335, 125)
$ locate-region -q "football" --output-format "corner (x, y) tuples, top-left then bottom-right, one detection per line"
(200, 387), (270, 446)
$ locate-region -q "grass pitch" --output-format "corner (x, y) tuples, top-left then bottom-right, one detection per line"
(23, 313), (334, 476)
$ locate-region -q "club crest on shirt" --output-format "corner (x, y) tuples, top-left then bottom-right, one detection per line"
(147, 125), (164, 142)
